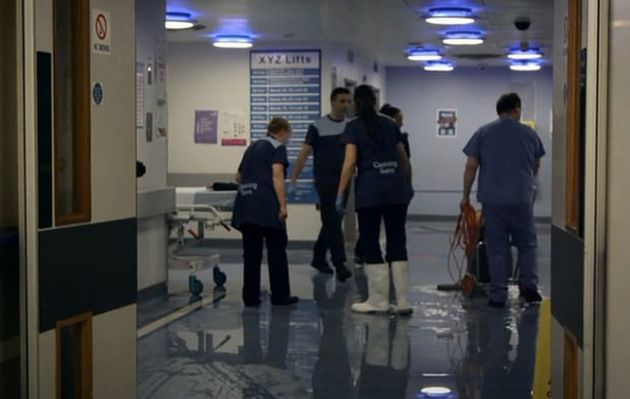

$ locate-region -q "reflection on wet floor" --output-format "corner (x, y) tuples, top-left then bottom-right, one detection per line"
(138, 222), (548, 399)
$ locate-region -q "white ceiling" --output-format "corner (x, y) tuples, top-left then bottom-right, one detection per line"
(165, 0), (554, 67)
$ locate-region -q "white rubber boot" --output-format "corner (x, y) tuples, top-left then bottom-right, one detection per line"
(391, 261), (413, 315)
(365, 317), (389, 367)
(390, 318), (409, 371)
(351, 263), (389, 314)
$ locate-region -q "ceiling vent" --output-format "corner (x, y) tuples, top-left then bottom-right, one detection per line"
(453, 53), (503, 61)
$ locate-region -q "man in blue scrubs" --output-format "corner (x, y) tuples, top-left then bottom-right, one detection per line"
(291, 88), (353, 281)
(232, 118), (299, 307)
(461, 93), (545, 307)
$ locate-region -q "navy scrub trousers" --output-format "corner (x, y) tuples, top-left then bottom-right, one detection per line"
(241, 224), (291, 305)
(483, 205), (538, 303)
(312, 179), (347, 267)
(357, 204), (408, 264)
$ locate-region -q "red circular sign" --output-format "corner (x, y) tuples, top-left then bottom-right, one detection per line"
(95, 14), (107, 40)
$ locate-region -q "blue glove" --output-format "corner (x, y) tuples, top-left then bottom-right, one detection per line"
(335, 195), (346, 217)
(287, 182), (297, 197)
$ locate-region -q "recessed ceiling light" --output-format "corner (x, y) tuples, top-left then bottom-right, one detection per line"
(213, 35), (254, 49)
(424, 61), (454, 72)
(407, 48), (443, 62)
(507, 48), (543, 60)
(443, 31), (485, 46)
(426, 7), (476, 25)
(166, 12), (196, 31)
(510, 61), (542, 71)
(417, 386), (455, 398)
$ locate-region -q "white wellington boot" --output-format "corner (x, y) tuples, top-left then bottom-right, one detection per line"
(390, 318), (409, 371)
(364, 317), (389, 367)
(391, 261), (413, 315)
(351, 263), (390, 314)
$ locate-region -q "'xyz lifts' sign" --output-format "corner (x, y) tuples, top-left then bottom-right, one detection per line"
(249, 50), (321, 204)
(252, 52), (320, 68)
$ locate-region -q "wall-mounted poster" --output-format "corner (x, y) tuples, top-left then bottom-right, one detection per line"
(194, 110), (218, 144)
(135, 62), (144, 128)
(219, 110), (248, 146)
(437, 109), (458, 137)
(250, 49), (322, 203)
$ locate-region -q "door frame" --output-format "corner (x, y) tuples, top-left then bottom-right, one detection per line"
(21, 0), (41, 395)
(582, 0), (609, 397)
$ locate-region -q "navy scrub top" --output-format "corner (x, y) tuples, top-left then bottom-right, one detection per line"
(232, 137), (289, 230)
(341, 115), (414, 210)
(463, 117), (546, 206)
(305, 115), (348, 184)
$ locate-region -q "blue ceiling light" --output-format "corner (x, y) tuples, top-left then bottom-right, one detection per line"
(442, 30), (485, 46)
(213, 35), (254, 49)
(417, 386), (458, 398)
(425, 7), (476, 26)
(508, 48), (544, 60)
(424, 60), (455, 72)
(165, 11), (196, 30)
(510, 61), (542, 71)
(407, 48), (443, 62)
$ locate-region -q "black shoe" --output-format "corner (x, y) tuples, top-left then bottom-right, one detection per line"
(311, 261), (334, 274)
(335, 264), (352, 282)
(523, 289), (543, 304)
(488, 299), (506, 308)
(271, 296), (300, 306)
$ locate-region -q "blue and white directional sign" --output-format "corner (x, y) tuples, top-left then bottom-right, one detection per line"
(250, 50), (321, 204)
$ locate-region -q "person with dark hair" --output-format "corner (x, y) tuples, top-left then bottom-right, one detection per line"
(353, 103), (410, 266)
(291, 87), (353, 281)
(336, 85), (414, 315)
(461, 92), (546, 308)
(232, 117), (299, 307)
(380, 104), (410, 158)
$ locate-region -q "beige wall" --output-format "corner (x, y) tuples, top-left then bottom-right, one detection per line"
(0, 0), (18, 229)
(137, 215), (168, 290)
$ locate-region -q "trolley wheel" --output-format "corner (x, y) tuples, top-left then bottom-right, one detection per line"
(189, 274), (204, 296)
(213, 265), (227, 287)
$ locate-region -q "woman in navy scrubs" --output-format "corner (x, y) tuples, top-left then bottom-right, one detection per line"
(232, 118), (299, 307)
(337, 85), (414, 315)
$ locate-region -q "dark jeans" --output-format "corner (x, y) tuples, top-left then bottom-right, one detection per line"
(483, 205), (539, 302)
(357, 204), (408, 264)
(241, 224), (291, 304)
(312, 180), (347, 266)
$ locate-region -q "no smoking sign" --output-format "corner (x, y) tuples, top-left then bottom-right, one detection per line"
(92, 9), (111, 54)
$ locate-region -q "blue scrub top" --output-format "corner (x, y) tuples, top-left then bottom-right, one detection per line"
(463, 117), (546, 206)
(341, 115), (414, 209)
(232, 137), (288, 230)
(305, 115), (348, 184)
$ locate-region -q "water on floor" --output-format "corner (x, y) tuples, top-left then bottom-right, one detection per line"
(138, 222), (550, 399)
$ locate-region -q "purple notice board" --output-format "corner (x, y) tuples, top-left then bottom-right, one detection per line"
(194, 110), (218, 144)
